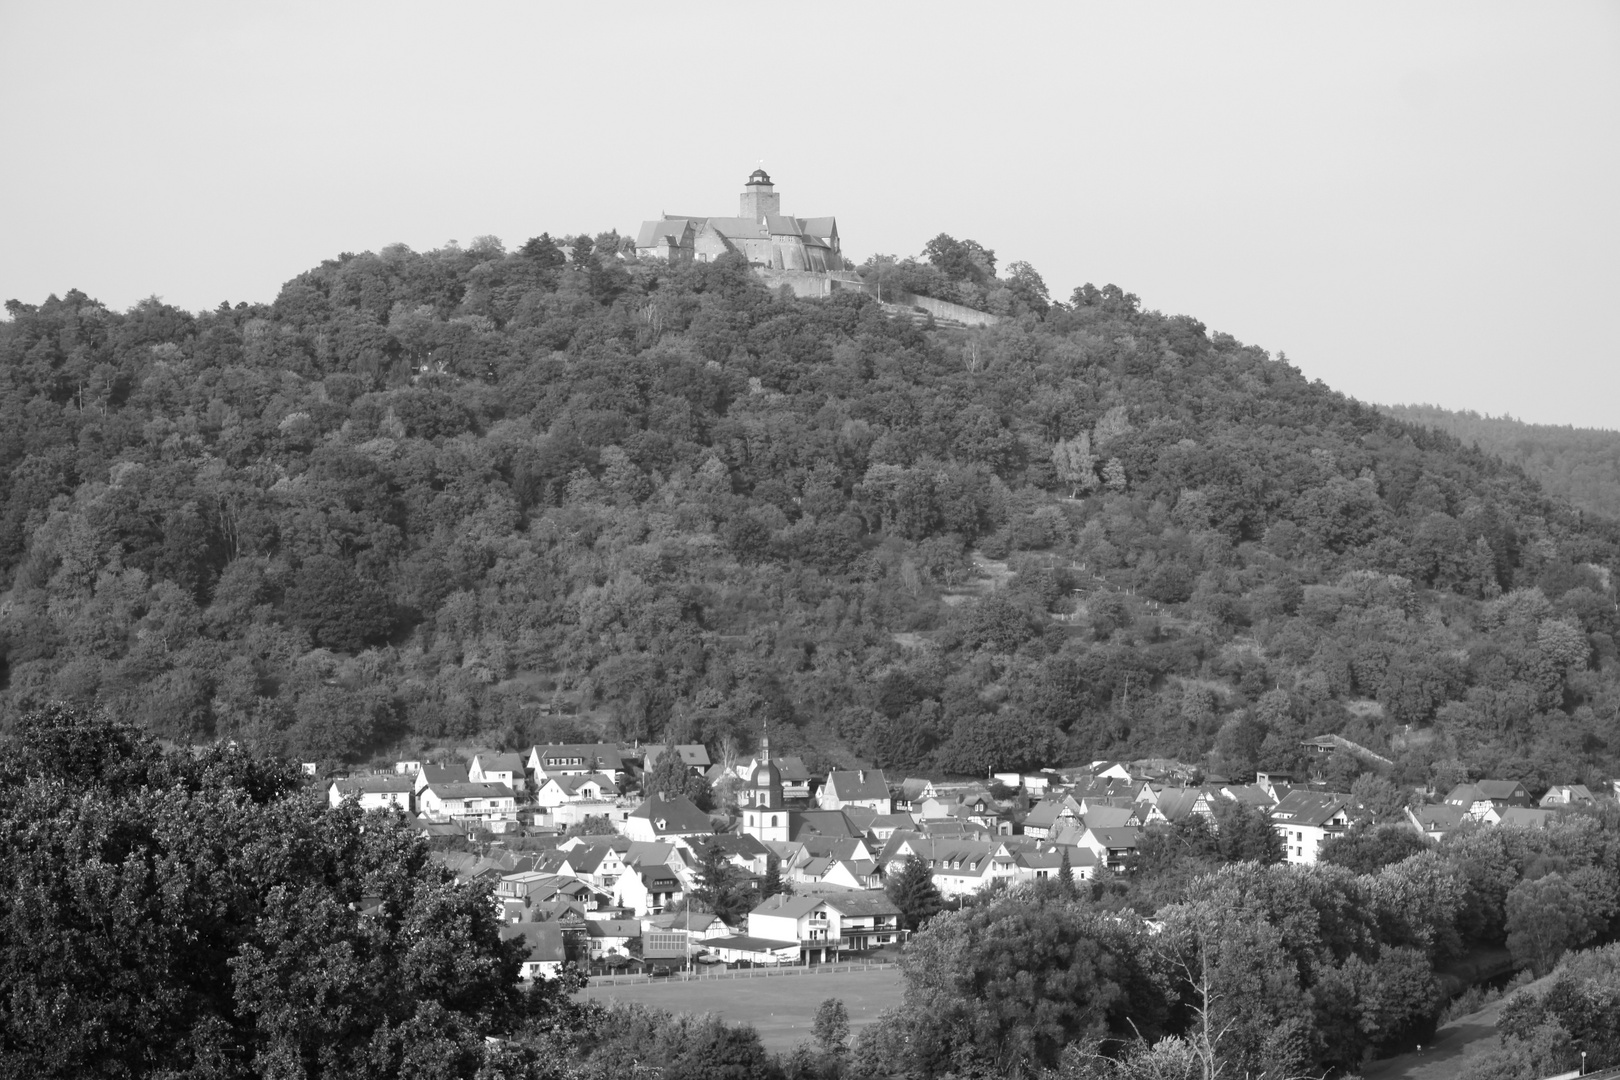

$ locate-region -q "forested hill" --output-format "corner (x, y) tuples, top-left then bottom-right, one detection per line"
(3, 235), (1620, 793)
(1381, 402), (1620, 520)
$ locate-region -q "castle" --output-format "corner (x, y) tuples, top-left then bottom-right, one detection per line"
(634, 170), (844, 273)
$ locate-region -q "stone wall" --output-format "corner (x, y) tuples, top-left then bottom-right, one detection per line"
(887, 290), (1000, 328)
(753, 268), (875, 299)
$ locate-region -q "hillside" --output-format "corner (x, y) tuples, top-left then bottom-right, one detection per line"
(3, 237), (1619, 794)
(1381, 403), (1620, 520)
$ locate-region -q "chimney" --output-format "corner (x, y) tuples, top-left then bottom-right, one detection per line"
(858, 770), (866, 784)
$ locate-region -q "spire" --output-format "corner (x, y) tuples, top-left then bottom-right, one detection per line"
(760, 719), (770, 762)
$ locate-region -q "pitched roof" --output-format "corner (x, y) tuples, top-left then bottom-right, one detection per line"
(547, 772), (619, 796)
(423, 782), (516, 800)
(475, 752), (526, 773)
(1084, 826), (1142, 850)
(1493, 807), (1557, 828)
(331, 775), (414, 795)
(1476, 780), (1529, 800)
(789, 810), (863, 841)
(1270, 790), (1351, 827)
(419, 763), (469, 786)
(583, 920), (641, 938)
(642, 744), (712, 769)
(826, 770), (890, 802)
(775, 756), (811, 783)
(1408, 804), (1467, 831)
(820, 891), (901, 917)
(531, 744), (626, 772)
(627, 793), (713, 835)
(501, 922), (566, 963)
(750, 894), (826, 919)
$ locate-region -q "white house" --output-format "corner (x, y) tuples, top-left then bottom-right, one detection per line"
(535, 772), (619, 809)
(613, 864), (685, 916)
(418, 782), (517, 823)
(501, 922), (567, 979)
(469, 752), (528, 794)
(819, 769), (893, 813)
(327, 775), (414, 812)
(623, 792), (715, 842)
(1270, 790), (1352, 865)
(527, 743), (626, 783)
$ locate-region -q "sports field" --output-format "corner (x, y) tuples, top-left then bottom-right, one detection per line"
(579, 967), (906, 1052)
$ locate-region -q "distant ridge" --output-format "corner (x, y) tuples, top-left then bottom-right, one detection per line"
(1382, 403), (1620, 519)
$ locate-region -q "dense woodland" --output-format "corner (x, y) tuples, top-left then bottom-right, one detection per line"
(1380, 403), (1620, 521)
(4, 233), (1620, 797)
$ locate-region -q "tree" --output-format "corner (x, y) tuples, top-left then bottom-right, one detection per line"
(1506, 873), (1597, 976)
(1051, 434), (1098, 497)
(761, 854), (786, 900)
(812, 997), (850, 1059)
(1321, 822), (1429, 875)
(691, 843), (750, 924)
(885, 856), (943, 932)
(283, 554), (393, 652)
(0, 703), (584, 1079)
(643, 746), (714, 811)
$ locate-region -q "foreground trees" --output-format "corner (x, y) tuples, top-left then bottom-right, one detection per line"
(0, 702), (585, 1079)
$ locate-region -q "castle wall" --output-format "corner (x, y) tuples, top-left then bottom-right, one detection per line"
(754, 269), (876, 299)
(888, 290), (1000, 327)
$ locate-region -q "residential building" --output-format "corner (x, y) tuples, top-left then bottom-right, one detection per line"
(1539, 784), (1596, 808)
(527, 744), (626, 783)
(1406, 803), (1468, 843)
(641, 744), (712, 775)
(501, 922), (568, 979)
(417, 782), (517, 823)
(819, 769), (893, 813)
(413, 762), (469, 794)
(470, 752), (528, 793)
(623, 792), (715, 842)
(1444, 780), (1532, 819)
(327, 775), (414, 812)
(1270, 791), (1352, 865)
(535, 772), (619, 808)
(613, 864), (685, 916)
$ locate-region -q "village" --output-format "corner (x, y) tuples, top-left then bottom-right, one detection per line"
(324, 736), (1613, 983)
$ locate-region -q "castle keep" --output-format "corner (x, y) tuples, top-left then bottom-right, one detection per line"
(635, 170), (844, 273)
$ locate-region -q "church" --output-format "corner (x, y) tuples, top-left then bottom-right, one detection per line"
(635, 170), (843, 272)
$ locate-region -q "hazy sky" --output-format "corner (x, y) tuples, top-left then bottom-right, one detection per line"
(2, 2), (1616, 426)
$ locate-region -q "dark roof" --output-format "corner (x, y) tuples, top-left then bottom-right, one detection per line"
(628, 793), (713, 835)
(419, 763), (469, 786)
(704, 934), (801, 952)
(643, 744), (712, 769)
(424, 782), (516, 800)
(1270, 790), (1351, 827)
(531, 743), (626, 772)
(789, 810), (862, 841)
(826, 770), (891, 803)
(500, 922), (566, 963)
(331, 775), (414, 794)
(821, 892), (901, 917)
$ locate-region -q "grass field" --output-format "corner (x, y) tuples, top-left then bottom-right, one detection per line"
(578, 967), (906, 1052)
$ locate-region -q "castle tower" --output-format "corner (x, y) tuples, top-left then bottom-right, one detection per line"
(740, 168), (780, 222)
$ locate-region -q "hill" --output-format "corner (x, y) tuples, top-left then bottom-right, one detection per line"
(1381, 403), (1620, 519)
(3, 236), (1619, 794)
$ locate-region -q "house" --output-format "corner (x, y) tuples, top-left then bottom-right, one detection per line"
(1090, 762), (1136, 782)
(701, 934), (803, 965)
(746, 892), (900, 963)
(583, 919), (641, 962)
(1076, 826), (1141, 872)
(1444, 780), (1532, 819)
(613, 864), (685, 916)
(1021, 795), (1083, 840)
(1270, 791), (1353, 865)
(417, 782), (517, 823)
(819, 770), (893, 813)
(1539, 784), (1596, 808)
(327, 774), (414, 812)
(470, 752), (528, 794)
(501, 922), (568, 979)
(819, 892), (903, 952)
(678, 832), (773, 876)
(1483, 806), (1558, 829)
(1406, 803), (1468, 843)
(535, 772), (619, 808)
(623, 792), (715, 842)
(641, 744), (713, 775)
(635, 170), (844, 274)
(899, 778), (938, 809)
(527, 744), (626, 783)
(540, 842), (628, 890)
(1137, 788), (1216, 827)
(413, 762), (469, 794)
(867, 812), (917, 841)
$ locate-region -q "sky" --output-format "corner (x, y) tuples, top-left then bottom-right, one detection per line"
(2, 1), (1617, 427)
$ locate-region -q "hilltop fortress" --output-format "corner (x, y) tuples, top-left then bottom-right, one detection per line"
(633, 170), (870, 299)
(635, 170), (999, 324)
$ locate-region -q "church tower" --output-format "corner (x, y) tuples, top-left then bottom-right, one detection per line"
(741, 725), (788, 842)
(740, 169), (780, 222)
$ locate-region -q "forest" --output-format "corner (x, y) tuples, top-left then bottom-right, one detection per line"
(3, 232), (1620, 796)
(1380, 403), (1620, 520)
